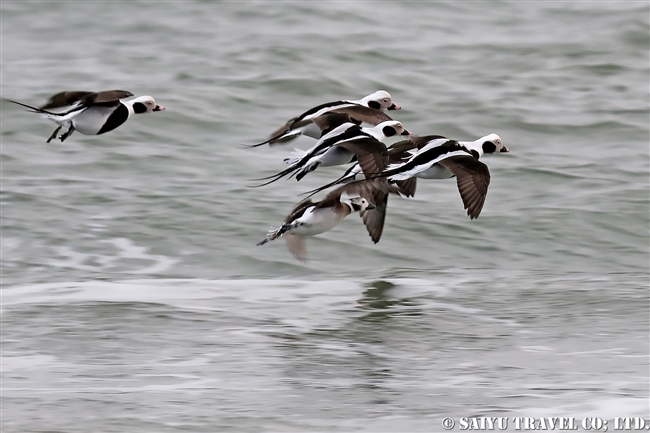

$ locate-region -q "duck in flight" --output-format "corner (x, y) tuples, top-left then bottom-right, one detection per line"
(245, 90), (401, 147)
(7, 90), (164, 142)
(306, 133), (509, 220)
(257, 180), (402, 260)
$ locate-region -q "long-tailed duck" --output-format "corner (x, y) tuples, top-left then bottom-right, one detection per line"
(256, 180), (402, 260)
(249, 118), (410, 187)
(379, 134), (509, 218)
(245, 90), (401, 147)
(303, 133), (508, 221)
(8, 90), (164, 142)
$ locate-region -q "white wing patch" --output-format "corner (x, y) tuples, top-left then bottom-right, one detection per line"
(284, 148), (308, 166)
(387, 149), (469, 181)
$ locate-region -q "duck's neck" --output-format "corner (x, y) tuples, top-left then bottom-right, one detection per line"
(121, 99), (137, 116)
(362, 124), (389, 141)
(340, 200), (358, 216)
(460, 137), (486, 158)
(122, 97), (150, 116)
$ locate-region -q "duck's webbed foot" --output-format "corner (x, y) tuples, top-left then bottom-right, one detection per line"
(46, 126), (62, 143)
(59, 124), (76, 142)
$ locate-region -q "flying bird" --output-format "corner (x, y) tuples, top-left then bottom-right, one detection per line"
(249, 118), (410, 187)
(245, 90), (401, 147)
(377, 134), (509, 219)
(7, 90), (164, 142)
(257, 180), (402, 260)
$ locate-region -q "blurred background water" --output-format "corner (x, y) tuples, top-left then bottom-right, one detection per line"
(2, 1), (648, 432)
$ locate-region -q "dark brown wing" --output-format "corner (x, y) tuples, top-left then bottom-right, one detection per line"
(285, 235), (307, 261)
(285, 198), (315, 224)
(438, 156), (491, 219)
(81, 90), (134, 107)
(41, 90), (133, 115)
(385, 135), (448, 160)
(40, 91), (95, 109)
(266, 104), (367, 146)
(267, 116), (303, 143)
(317, 179), (402, 208)
(387, 139), (417, 157)
(409, 134), (448, 150)
(335, 137), (389, 177)
(331, 105), (393, 125)
(360, 189), (388, 243)
(395, 177), (417, 197)
(312, 112), (359, 134)
(315, 179), (401, 242)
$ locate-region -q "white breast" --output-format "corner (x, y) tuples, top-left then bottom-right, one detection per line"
(314, 147), (356, 167)
(291, 207), (344, 236)
(71, 106), (117, 135)
(415, 164), (454, 179)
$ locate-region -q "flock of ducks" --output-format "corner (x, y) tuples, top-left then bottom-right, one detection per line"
(247, 90), (509, 260)
(8, 89), (509, 261)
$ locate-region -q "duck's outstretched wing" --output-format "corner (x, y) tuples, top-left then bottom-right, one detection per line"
(36, 89), (133, 115)
(40, 91), (95, 109)
(438, 155), (491, 219)
(360, 189), (388, 243)
(319, 180), (402, 243)
(285, 235), (307, 261)
(335, 137), (388, 178)
(331, 105), (393, 126)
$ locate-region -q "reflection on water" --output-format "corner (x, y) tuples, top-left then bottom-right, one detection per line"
(3, 274), (649, 430)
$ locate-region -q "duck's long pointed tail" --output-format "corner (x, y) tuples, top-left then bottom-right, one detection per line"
(299, 165), (361, 198)
(241, 130), (302, 148)
(241, 138), (274, 148)
(5, 99), (60, 116)
(246, 156), (307, 187)
(247, 167), (299, 187)
(257, 224), (289, 246)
